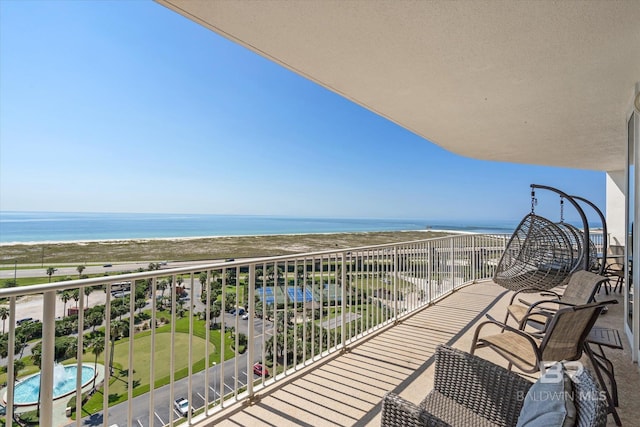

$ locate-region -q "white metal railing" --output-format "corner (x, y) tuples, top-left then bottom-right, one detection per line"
(0, 233), (509, 426)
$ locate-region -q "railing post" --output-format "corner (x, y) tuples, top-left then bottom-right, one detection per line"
(471, 235), (477, 283)
(427, 246), (433, 303)
(75, 284), (85, 422)
(248, 264), (255, 395)
(148, 278), (156, 426)
(103, 286), (112, 426)
(341, 253), (347, 349)
(220, 269), (226, 408)
(450, 238), (455, 290)
(393, 246), (398, 320)
(6, 296), (16, 424)
(187, 273), (194, 423)
(40, 291), (56, 427)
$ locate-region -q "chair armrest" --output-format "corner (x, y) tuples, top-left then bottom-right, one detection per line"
(381, 392), (451, 427)
(508, 288), (560, 305)
(527, 298), (560, 314)
(431, 345), (532, 426)
(483, 313), (544, 342)
(553, 299), (618, 308)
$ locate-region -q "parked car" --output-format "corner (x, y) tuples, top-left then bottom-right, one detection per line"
(253, 362), (269, 377)
(174, 397), (192, 417)
(241, 312), (250, 320)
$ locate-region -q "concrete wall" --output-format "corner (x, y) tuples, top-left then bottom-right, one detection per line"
(606, 170), (627, 246)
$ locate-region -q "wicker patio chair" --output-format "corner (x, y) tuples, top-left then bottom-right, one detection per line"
(380, 345), (607, 427)
(493, 214), (577, 292)
(471, 300), (613, 373)
(503, 270), (609, 330)
(603, 262), (625, 293)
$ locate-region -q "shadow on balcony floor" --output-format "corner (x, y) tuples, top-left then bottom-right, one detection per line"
(200, 280), (638, 427)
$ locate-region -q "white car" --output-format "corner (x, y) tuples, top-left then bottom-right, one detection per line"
(241, 312), (250, 320)
(174, 397), (191, 417)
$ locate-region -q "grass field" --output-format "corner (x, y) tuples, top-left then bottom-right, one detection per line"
(107, 332), (208, 397)
(80, 314), (235, 414)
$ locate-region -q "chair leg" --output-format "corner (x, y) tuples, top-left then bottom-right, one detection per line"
(583, 343), (622, 426)
(613, 277), (623, 293)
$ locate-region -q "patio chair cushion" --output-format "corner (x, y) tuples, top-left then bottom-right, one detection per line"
(516, 363), (576, 427)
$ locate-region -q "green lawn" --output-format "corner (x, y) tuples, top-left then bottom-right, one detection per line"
(107, 332), (208, 396)
(79, 315), (236, 415)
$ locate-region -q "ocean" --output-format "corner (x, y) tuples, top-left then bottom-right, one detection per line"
(0, 211), (522, 244)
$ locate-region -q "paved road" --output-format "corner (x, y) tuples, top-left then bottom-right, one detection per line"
(69, 316), (273, 427)
(81, 357), (249, 427)
(0, 260), (230, 280)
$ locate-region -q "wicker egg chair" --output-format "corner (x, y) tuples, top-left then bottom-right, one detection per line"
(493, 213), (577, 292)
(556, 222), (586, 266)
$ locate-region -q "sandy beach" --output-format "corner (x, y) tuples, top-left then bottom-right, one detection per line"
(1, 229), (456, 323)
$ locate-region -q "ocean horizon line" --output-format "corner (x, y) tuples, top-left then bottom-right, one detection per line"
(0, 211), (598, 244)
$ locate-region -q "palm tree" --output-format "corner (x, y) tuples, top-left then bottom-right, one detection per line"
(199, 272), (208, 302)
(210, 300), (222, 328)
(46, 267), (56, 282)
(90, 336), (105, 389)
(31, 342), (42, 368)
(0, 335), (8, 358)
(177, 298), (186, 317)
(135, 298), (146, 313)
(76, 265), (86, 278)
(109, 320), (124, 374)
(12, 358), (26, 382)
(84, 286), (93, 307)
(29, 342), (44, 417)
(71, 288), (80, 308)
(60, 290), (72, 317)
(0, 306), (8, 334)
(175, 275), (185, 299)
(199, 272), (208, 287)
(87, 310), (104, 331)
(226, 268), (237, 285)
(159, 279), (167, 298)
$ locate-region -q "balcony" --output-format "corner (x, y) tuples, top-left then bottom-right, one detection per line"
(1, 232), (636, 427)
(200, 280), (639, 427)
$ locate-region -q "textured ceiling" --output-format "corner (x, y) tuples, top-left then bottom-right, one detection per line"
(157, 0), (640, 171)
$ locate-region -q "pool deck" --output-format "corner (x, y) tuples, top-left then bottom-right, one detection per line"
(1, 362), (104, 426)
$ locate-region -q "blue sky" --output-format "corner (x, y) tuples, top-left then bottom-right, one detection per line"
(0, 1), (605, 224)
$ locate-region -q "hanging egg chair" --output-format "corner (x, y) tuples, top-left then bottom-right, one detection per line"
(493, 213), (576, 292)
(571, 194), (608, 275)
(556, 221), (599, 273)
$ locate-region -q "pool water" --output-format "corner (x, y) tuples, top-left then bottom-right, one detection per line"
(13, 365), (95, 405)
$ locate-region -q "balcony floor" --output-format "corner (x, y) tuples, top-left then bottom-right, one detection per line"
(198, 280), (639, 427)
